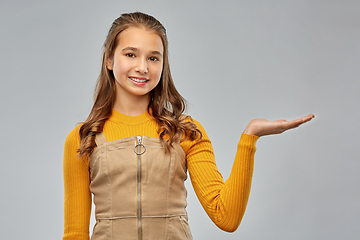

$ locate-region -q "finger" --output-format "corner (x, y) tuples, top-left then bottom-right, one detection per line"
(288, 122), (304, 130)
(279, 121), (304, 132)
(291, 114), (315, 124)
(302, 114), (315, 122)
(282, 114), (314, 130)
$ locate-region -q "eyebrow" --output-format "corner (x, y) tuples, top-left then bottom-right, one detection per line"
(122, 47), (163, 57)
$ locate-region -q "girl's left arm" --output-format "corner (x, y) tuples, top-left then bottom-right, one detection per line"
(183, 120), (258, 232)
(184, 114), (314, 232)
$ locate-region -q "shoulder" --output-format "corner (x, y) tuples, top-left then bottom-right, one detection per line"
(191, 118), (204, 130)
(180, 115), (211, 146)
(63, 123), (89, 171)
(179, 116), (213, 157)
(182, 115), (208, 138)
(64, 123), (83, 149)
(182, 114), (203, 128)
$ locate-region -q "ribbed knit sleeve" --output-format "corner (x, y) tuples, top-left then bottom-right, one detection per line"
(182, 120), (259, 232)
(63, 125), (92, 240)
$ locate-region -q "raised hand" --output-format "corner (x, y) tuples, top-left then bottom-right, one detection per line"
(243, 114), (315, 137)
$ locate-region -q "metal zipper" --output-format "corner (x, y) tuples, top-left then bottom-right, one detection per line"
(135, 136), (145, 240)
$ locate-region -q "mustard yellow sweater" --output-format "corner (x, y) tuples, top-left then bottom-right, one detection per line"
(63, 109), (258, 240)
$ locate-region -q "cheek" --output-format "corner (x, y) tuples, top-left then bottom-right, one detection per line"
(113, 58), (131, 76)
(153, 66), (163, 80)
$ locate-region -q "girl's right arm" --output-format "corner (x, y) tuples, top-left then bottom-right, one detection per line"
(63, 125), (92, 240)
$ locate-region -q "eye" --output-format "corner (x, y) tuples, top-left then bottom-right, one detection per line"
(149, 56), (159, 62)
(125, 53), (135, 58)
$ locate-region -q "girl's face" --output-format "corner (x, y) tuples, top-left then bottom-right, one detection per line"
(107, 27), (164, 102)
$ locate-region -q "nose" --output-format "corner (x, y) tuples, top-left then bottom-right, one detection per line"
(135, 57), (148, 74)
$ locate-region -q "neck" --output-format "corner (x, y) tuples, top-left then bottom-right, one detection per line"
(113, 93), (150, 117)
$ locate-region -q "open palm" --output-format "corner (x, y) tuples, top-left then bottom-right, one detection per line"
(243, 114), (315, 137)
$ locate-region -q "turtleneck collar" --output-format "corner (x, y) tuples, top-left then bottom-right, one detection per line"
(108, 108), (153, 125)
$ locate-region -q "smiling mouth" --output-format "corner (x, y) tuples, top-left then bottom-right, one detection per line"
(129, 77), (149, 83)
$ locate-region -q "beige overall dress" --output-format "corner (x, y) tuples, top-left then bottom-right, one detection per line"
(89, 133), (193, 240)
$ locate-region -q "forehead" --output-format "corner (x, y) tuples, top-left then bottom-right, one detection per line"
(116, 27), (164, 54)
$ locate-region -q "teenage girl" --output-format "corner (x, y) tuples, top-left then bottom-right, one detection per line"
(63, 12), (314, 240)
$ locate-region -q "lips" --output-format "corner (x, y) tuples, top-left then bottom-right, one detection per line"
(129, 77), (149, 85)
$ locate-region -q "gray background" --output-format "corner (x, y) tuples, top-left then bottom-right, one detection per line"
(1, 0), (359, 239)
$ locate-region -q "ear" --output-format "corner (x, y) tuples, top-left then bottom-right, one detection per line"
(106, 57), (113, 70)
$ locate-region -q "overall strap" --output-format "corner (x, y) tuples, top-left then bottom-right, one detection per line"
(177, 130), (184, 144)
(95, 132), (107, 146)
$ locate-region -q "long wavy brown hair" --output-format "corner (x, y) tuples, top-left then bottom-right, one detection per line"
(79, 12), (202, 159)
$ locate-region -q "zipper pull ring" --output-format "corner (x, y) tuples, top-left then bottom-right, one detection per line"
(134, 136), (146, 155)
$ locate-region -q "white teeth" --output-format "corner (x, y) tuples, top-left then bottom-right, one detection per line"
(130, 77), (148, 83)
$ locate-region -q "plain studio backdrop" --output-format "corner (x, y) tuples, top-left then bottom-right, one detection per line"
(0, 0), (359, 239)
